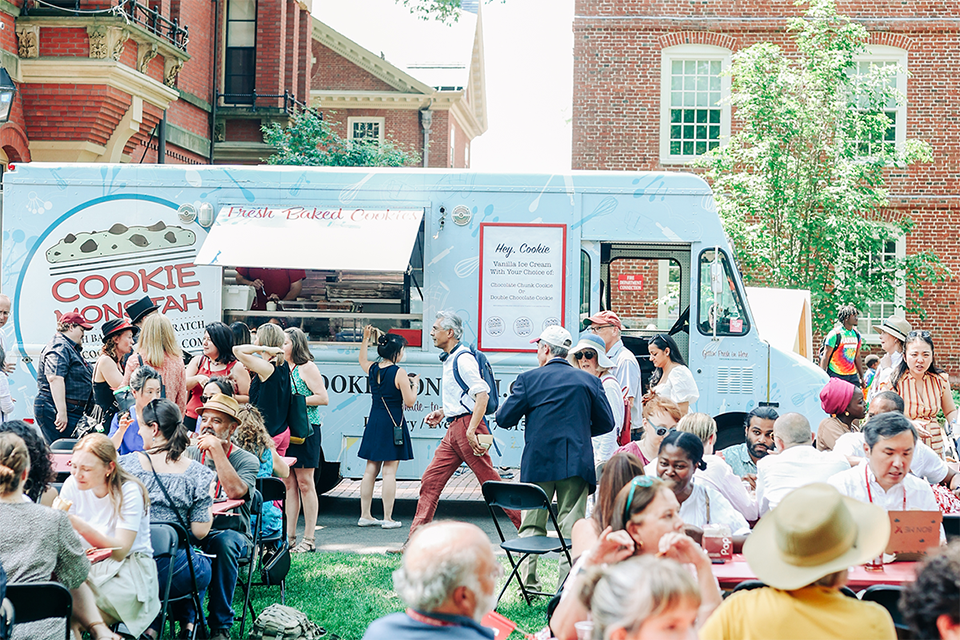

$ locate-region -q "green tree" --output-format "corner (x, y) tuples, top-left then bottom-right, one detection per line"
(697, 0), (947, 332)
(263, 109), (420, 167)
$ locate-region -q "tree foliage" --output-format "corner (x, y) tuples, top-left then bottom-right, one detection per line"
(263, 110), (420, 167)
(697, 0), (946, 332)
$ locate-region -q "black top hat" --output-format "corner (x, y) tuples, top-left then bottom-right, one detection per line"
(101, 318), (139, 339)
(126, 296), (159, 325)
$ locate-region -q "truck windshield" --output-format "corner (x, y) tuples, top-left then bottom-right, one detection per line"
(697, 248), (750, 337)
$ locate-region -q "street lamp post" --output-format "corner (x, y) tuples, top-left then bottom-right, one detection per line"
(0, 68), (17, 123)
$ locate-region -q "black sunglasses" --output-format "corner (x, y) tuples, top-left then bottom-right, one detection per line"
(573, 350), (598, 361)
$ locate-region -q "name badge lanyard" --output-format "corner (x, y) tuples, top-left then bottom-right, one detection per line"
(864, 465), (906, 510)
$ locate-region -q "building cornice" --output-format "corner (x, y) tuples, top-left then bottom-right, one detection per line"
(311, 17), (435, 96)
(19, 58), (180, 109)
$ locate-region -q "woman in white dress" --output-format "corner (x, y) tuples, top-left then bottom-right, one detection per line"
(569, 333), (624, 468)
(60, 433), (160, 638)
(646, 334), (699, 415)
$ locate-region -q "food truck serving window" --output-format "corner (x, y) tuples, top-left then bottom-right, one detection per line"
(196, 206), (425, 345)
(697, 248), (750, 337)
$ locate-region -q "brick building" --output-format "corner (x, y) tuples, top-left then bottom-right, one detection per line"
(572, 0), (960, 375)
(0, 0), (312, 167)
(311, 0), (487, 167)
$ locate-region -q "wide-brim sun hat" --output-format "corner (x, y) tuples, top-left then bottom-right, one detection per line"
(569, 333), (615, 368)
(743, 483), (890, 591)
(196, 393), (241, 422)
(872, 316), (912, 343)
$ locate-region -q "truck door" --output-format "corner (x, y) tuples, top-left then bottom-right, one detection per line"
(599, 243), (691, 392)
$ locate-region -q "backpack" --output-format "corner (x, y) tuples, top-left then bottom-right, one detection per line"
(248, 604), (326, 640)
(452, 345), (499, 415)
(818, 327), (860, 368)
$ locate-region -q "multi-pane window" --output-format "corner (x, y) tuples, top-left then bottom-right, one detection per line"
(669, 60), (722, 156)
(660, 46), (731, 163)
(858, 237), (905, 341)
(850, 47), (907, 156)
(347, 118), (385, 144)
(225, 0), (256, 103)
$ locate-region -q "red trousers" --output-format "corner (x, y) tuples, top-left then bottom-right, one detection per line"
(409, 415), (522, 537)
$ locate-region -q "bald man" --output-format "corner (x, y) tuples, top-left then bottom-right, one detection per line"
(363, 521), (501, 639)
(0, 294), (14, 373)
(755, 413), (849, 515)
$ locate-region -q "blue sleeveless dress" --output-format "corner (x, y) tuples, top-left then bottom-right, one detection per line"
(358, 363), (414, 462)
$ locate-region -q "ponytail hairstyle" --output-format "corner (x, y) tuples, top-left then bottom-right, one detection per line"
(579, 555), (700, 640)
(232, 404), (272, 460)
(0, 432), (30, 496)
(0, 419), (55, 503)
(658, 430), (707, 471)
(142, 399), (191, 463)
(647, 334), (687, 387)
(377, 332), (407, 362)
(255, 323), (286, 365)
(73, 433), (149, 517)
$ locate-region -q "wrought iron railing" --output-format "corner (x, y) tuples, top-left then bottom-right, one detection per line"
(22, 0), (189, 52)
(218, 90), (320, 118)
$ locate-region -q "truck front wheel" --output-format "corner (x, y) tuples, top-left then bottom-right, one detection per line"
(314, 449), (342, 495)
(714, 412), (748, 452)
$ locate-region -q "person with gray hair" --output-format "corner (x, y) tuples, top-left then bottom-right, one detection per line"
(395, 311), (521, 552)
(755, 413), (849, 515)
(363, 521), (500, 639)
(497, 324), (615, 593)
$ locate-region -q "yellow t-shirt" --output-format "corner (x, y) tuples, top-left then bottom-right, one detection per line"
(699, 586), (896, 640)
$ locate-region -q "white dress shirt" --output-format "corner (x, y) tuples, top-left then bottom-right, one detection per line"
(441, 344), (489, 418)
(833, 432), (948, 485)
(679, 483), (751, 535)
(607, 340), (641, 428)
(828, 460), (945, 543)
(756, 445), (850, 515)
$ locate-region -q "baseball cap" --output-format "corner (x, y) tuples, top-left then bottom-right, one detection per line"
(582, 310), (623, 331)
(59, 311), (93, 330)
(531, 325), (573, 349)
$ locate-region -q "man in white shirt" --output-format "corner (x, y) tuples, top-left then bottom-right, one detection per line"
(834, 390), (959, 493)
(400, 310), (521, 550)
(756, 413), (849, 515)
(828, 412), (944, 543)
(583, 311), (641, 434)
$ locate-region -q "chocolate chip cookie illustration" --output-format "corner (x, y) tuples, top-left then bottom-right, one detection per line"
(46, 221), (196, 263)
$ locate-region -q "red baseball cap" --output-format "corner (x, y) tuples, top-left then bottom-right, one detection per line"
(59, 311), (94, 330)
(583, 310), (623, 331)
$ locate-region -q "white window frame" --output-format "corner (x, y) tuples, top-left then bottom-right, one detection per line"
(851, 45), (907, 154)
(660, 45), (732, 165)
(859, 230), (906, 344)
(347, 117), (385, 144)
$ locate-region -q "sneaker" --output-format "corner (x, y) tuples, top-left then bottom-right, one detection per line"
(381, 519), (402, 529)
(358, 517), (381, 527)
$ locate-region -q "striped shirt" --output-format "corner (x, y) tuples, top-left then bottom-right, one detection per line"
(887, 372), (949, 457)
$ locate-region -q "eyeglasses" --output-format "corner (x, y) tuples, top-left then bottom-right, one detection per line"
(622, 475), (658, 524)
(588, 324), (615, 333)
(573, 350), (598, 361)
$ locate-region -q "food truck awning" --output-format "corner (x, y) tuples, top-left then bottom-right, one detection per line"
(194, 206), (423, 272)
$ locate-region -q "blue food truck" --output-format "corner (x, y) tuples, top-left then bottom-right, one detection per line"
(1, 163), (828, 491)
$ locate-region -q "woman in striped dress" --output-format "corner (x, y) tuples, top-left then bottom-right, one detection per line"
(883, 330), (957, 457)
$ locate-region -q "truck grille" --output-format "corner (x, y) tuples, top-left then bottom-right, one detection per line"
(716, 366), (754, 395)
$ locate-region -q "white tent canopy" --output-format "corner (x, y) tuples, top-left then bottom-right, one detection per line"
(745, 287), (813, 359)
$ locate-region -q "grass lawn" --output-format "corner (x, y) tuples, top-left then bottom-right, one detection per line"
(229, 551), (557, 639)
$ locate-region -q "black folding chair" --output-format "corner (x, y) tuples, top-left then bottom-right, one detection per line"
(236, 489), (263, 639)
(481, 481), (573, 605)
(726, 579), (856, 600)
(943, 514), (959, 541)
(238, 478), (289, 637)
(0, 598), (14, 640)
(860, 585), (910, 636)
(49, 438), (77, 452)
(5, 582), (72, 640)
(151, 522), (208, 640)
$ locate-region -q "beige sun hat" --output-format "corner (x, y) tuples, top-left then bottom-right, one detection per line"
(872, 316), (912, 343)
(196, 393), (241, 422)
(743, 483), (890, 591)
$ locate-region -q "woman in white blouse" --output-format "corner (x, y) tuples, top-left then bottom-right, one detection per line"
(646, 334), (699, 415)
(60, 433), (160, 638)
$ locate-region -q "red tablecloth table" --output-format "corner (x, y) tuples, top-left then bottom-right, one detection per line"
(712, 554), (919, 590)
(51, 452), (72, 474)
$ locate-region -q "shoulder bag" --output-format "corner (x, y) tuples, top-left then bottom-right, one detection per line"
(287, 366), (313, 445)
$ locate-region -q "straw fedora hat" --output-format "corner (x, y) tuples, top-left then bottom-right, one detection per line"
(743, 483), (890, 591)
(196, 393), (241, 423)
(872, 316), (912, 343)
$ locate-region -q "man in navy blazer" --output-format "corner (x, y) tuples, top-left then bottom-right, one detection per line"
(496, 324), (615, 592)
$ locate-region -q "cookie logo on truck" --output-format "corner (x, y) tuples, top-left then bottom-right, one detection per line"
(45, 221), (196, 264)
